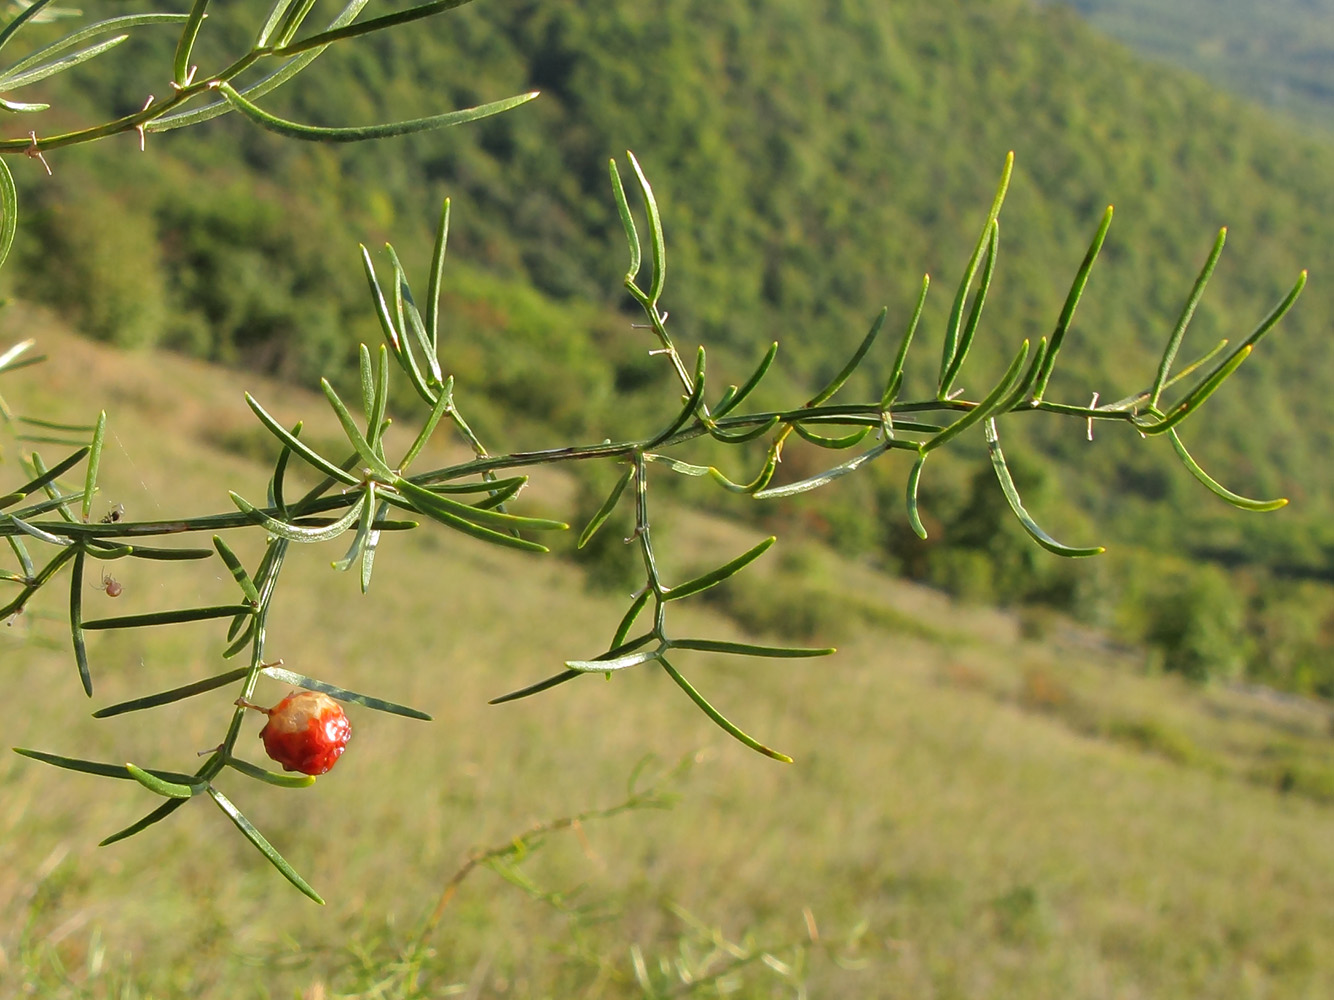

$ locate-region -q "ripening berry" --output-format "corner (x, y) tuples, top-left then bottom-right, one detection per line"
(241, 691), (352, 775)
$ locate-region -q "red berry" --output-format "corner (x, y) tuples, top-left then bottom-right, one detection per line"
(256, 691), (352, 775)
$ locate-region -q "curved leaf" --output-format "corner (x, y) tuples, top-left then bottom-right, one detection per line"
(659, 657), (791, 763)
(218, 82), (538, 143)
(985, 419), (1103, 557)
(1167, 428), (1287, 512)
(207, 786), (324, 904)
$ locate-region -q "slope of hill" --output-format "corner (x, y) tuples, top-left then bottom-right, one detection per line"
(1047, 0), (1334, 133)
(4, 311), (1334, 996)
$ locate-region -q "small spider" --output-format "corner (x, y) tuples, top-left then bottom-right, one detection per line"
(94, 570), (123, 598)
(100, 503), (125, 524)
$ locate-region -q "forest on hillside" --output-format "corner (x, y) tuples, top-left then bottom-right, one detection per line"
(7, 0), (1334, 694)
(1048, 0), (1334, 133)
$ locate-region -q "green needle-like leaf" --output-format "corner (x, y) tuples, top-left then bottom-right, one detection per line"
(30, 452), (76, 522)
(659, 657), (791, 763)
(93, 667), (250, 718)
(612, 590), (651, 649)
(0, 0), (59, 60)
(0, 159), (18, 271)
(645, 455), (710, 477)
(223, 621), (256, 659)
(578, 466), (634, 549)
(753, 443), (890, 500)
(0, 95), (46, 112)
(270, 420), (300, 517)
(647, 348), (706, 448)
(627, 151), (666, 304)
(1034, 205), (1113, 401)
(359, 497), (384, 595)
(321, 378), (394, 480)
(2, 446), (87, 510)
(1166, 428), (1286, 512)
(212, 536), (260, 604)
(925, 339), (1030, 453)
(808, 308), (887, 407)
(69, 546), (90, 696)
(565, 647), (661, 673)
(100, 798), (188, 846)
(226, 756), (316, 788)
(427, 198), (450, 355)
(358, 344), (374, 421)
(13, 748), (199, 786)
(939, 220), (998, 398)
(669, 638), (835, 658)
(906, 449), (928, 539)
(394, 478), (565, 534)
(401, 280), (443, 386)
(7, 515), (70, 546)
(384, 244), (433, 394)
(716, 342), (778, 418)
(790, 422), (872, 450)
(219, 82), (538, 143)
(707, 448), (779, 494)
(1136, 346), (1252, 435)
(261, 664), (432, 720)
(666, 537), (775, 602)
(986, 419), (1104, 557)
(80, 411), (106, 524)
(257, 0), (300, 46)
(232, 490), (366, 543)
(245, 393), (359, 487)
(6, 533), (33, 578)
(89, 543), (214, 561)
(997, 337), (1047, 412)
(171, 0), (208, 86)
(82, 605), (254, 631)
(272, 0), (319, 47)
(489, 669), (581, 705)
(400, 382), (452, 472)
(0, 33), (128, 90)
(126, 762), (201, 799)
(207, 786), (324, 904)
(609, 159), (642, 283)
(1150, 227), (1226, 410)
(383, 489), (548, 553)
(940, 152), (1013, 397)
(881, 274), (929, 407)
(709, 415), (780, 444)
(0, 12), (186, 83)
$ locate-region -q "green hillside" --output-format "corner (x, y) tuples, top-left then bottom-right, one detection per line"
(1048, 0), (1334, 133)
(5, 0), (1334, 690)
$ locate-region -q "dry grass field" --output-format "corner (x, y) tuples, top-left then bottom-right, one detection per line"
(3, 313), (1334, 998)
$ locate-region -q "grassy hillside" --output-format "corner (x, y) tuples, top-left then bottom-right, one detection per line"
(4, 310), (1334, 997)
(1048, 0), (1334, 133)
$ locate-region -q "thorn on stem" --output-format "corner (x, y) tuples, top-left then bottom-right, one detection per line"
(136, 96), (155, 152)
(25, 132), (51, 176)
